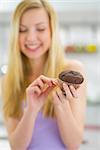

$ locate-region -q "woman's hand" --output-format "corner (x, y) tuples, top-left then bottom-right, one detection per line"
(26, 75), (57, 114)
(52, 83), (78, 110)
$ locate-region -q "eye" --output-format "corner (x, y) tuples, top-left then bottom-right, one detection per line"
(37, 28), (45, 32)
(19, 28), (28, 33)
(19, 30), (27, 33)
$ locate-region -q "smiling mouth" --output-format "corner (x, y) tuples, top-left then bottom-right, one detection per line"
(25, 44), (42, 52)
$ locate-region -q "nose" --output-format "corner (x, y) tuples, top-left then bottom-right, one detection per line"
(26, 29), (37, 44)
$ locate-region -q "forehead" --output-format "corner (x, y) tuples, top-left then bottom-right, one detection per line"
(20, 8), (49, 25)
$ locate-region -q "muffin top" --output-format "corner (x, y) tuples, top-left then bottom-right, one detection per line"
(58, 70), (84, 84)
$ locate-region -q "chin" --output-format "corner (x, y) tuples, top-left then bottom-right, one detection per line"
(27, 54), (42, 60)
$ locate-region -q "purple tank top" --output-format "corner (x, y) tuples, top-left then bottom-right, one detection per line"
(27, 111), (67, 150)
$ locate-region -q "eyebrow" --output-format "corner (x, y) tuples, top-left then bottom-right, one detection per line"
(20, 22), (48, 27)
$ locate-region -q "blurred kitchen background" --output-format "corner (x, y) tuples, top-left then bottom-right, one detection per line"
(0, 0), (100, 149)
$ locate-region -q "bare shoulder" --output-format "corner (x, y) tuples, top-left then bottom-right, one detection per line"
(65, 59), (86, 75)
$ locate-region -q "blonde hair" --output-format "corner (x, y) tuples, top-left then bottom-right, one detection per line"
(2, 0), (66, 119)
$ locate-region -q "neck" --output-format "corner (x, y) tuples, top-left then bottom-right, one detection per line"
(29, 54), (47, 79)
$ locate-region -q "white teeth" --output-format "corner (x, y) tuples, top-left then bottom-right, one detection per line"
(26, 45), (40, 49)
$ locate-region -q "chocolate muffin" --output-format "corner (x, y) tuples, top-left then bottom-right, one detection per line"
(59, 70), (84, 85)
(58, 70), (84, 95)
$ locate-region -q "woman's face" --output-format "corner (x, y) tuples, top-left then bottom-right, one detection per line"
(19, 8), (51, 60)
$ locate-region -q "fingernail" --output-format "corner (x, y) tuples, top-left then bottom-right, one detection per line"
(52, 81), (57, 85)
(70, 85), (73, 89)
(63, 83), (66, 87)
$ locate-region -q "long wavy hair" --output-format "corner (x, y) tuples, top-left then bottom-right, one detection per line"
(2, 0), (67, 119)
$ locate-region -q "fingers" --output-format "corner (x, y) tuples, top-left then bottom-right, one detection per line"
(29, 75), (57, 88)
(63, 83), (72, 100)
(69, 85), (78, 98)
(26, 75), (57, 98)
(52, 83), (78, 106)
(52, 88), (66, 106)
(33, 78), (44, 90)
(56, 89), (65, 103)
(26, 86), (41, 96)
(42, 84), (56, 97)
(52, 91), (61, 106)
(63, 83), (78, 99)
(73, 84), (80, 89)
(39, 75), (55, 85)
(36, 75), (56, 86)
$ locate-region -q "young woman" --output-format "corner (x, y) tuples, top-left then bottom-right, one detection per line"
(2, 0), (87, 150)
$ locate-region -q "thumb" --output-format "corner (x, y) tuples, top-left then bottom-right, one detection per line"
(42, 85), (55, 97)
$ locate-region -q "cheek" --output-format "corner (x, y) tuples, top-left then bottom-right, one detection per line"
(43, 31), (51, 46)
(19, 36), (25, 48)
